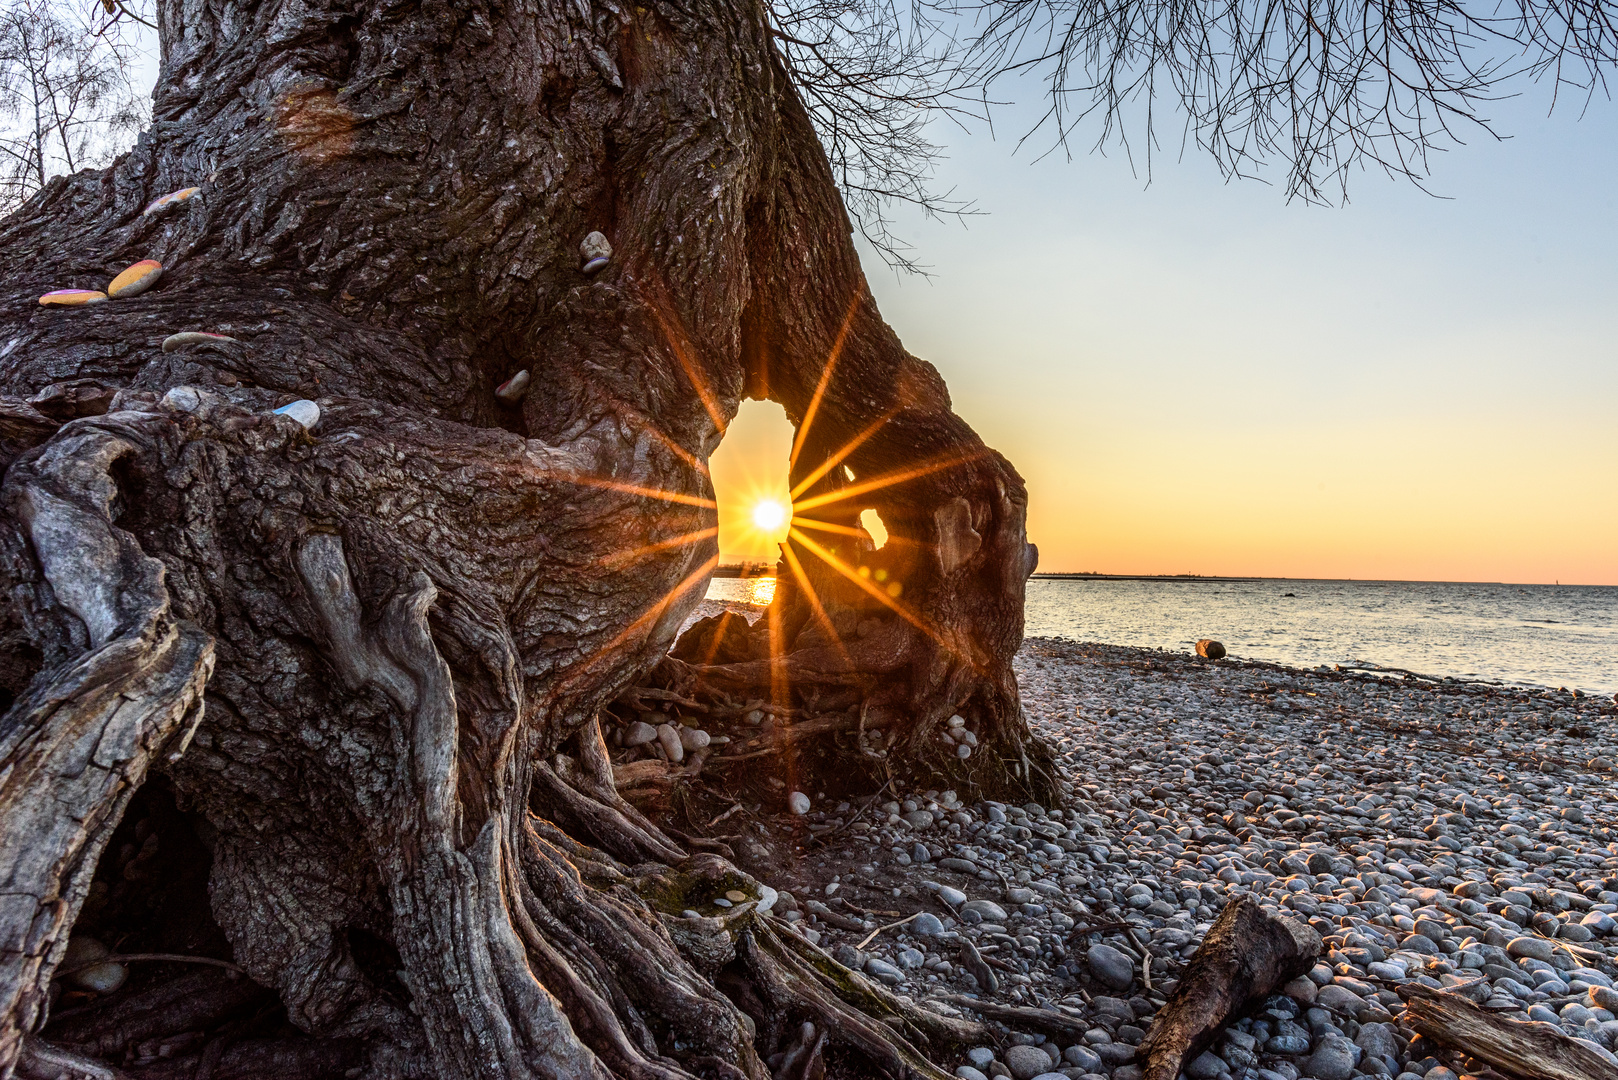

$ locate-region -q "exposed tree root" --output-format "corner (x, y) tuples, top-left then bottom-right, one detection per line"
(0, 423), (214, 1074)
(0, 0), (1055, 1062)
(0, 424), (986, 1079)
(15, 1035), (131, 1080)
(735, 920), (971, 1080)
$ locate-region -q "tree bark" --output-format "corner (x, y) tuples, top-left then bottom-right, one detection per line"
(0, 0), (1041, 1073)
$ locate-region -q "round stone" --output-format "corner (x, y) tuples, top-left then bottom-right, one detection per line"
(1003, 1044), (1057, 1080)
(656, 723), (684, 764)
(1581, 911), (1616, 935)
(787, 791), (811, 815)
(1063, 1044), (1102, 1071)
(62, 936), (126, 993)
(1506, 936), (1555, 962)
(580, 230), (613, 273)
(1305, 1033), (1358, 1080)
(1086, 944), (1135, 990)
(911, 913), (945, 936)
(495, 369), (530, 402)
(961, 900), (1007, 922)
(142, 186), (201, 215)
(162, 331), (236, 352)
(864, 957), (903, 984)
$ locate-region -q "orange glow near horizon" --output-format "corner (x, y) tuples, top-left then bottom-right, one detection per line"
(708, 401), (1616, 585)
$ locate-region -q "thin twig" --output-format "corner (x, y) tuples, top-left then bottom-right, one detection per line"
(56, 952), (246, 978)
(857, 912), (921, 949)
(804, 778), (893, 849)
(707, 802), (744, 827)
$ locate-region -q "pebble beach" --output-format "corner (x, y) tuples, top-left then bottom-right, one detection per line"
(761, 636), (1618, 1080)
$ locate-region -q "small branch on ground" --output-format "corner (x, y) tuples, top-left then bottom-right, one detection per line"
(931, 994), (1090, 1040)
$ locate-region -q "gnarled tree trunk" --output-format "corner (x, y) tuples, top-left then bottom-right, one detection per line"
(0, 0), (1046, 1074)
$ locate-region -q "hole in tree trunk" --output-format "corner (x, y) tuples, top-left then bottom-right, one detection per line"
(710, 400), (794, 565)
(344, 927), (411, 1008)
(36, 781), (341, 1072)
(39, 781), (369, 1075)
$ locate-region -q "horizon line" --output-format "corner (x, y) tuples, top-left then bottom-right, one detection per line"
(713, 559), (1614, 589)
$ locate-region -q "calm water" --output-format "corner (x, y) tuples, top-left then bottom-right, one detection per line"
(708, 577), (1618, 694)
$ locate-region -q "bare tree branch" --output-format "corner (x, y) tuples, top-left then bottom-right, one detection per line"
(943, 0), (1616, 201)
(769, 0), (988, 270)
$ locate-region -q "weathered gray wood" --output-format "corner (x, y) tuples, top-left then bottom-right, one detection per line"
(1398, 981), (1618, 1080)
(0, 421), (213, 1075)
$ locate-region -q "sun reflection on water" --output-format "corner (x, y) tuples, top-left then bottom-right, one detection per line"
(706, 576), (777, 606)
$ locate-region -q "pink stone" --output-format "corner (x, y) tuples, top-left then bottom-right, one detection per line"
(38, 289), (107, 306)
(142, 187), (201, 216)
(108, 260), (163, 298)
(162, 332), (237, 353)
(495, 369), (530, 402)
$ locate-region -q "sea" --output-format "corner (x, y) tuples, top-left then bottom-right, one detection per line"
(705, 576), (1618, 695)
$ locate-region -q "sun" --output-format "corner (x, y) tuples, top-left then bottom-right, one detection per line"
(752, 499), (787, 531)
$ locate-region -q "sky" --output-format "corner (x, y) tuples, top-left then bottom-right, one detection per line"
(108, 21), (1616, 584)
(713, 79), (1618, 584)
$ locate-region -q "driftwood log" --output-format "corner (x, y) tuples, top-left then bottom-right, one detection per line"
(0, 0), (1050, 1072)
(1136, 896), (1323, 1080)
(1397, 982), (1618, 1080)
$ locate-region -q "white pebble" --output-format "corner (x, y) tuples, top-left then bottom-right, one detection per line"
(272, 399), (320, 430)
